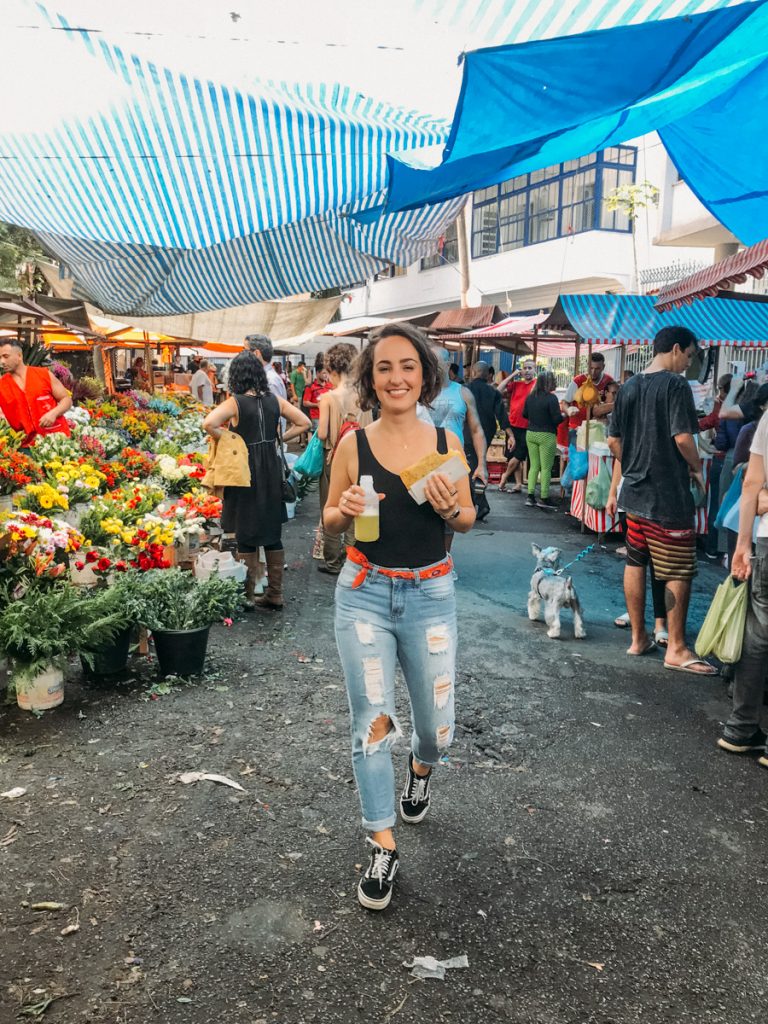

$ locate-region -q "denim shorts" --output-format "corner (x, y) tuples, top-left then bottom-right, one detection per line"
(334, 557), (457, 831)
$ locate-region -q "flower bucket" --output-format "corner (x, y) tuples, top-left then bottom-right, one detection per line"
(81, 627), (133, 679)
(15, 665), (64, 712)
(162, 544), (177, 566)
(59, 508), (80, 528)
(152, 625), (210, 677)
(0, 494), (14, 514)
(69, 556), (98, 587)
(285, 500), (296, 520)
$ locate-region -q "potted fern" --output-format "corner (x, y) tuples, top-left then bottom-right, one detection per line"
(127, 568), (241, 676)
(0, 581), (127, 711)
(78, 574), (139, 679)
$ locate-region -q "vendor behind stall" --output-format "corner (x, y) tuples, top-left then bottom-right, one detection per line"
(0, 339), (72, 446)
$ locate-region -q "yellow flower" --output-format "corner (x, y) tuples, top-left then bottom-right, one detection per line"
(39, 495), (53, 509)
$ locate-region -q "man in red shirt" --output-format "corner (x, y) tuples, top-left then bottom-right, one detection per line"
(496, 358), (537, 492)
(562, 351), (615, 440)
(0, 339), (72, 446)
(303, 367), (332, 430)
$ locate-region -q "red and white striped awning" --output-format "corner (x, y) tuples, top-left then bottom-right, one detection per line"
(655, 239), (768, 312)
(458, 313), (550, 339)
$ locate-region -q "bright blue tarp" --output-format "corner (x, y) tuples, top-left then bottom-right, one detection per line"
(384, 2), (768, 245)
(542, 293), (768, 346)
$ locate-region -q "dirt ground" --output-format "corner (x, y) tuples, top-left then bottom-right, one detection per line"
(2, 490), (767, 1024)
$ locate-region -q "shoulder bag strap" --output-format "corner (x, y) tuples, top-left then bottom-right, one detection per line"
(274, 400), (291, 477)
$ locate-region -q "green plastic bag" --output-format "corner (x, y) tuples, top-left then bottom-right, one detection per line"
(293, 431), (324, 479)
(584, 460), (612, 510)
(695, 576), (749, 663)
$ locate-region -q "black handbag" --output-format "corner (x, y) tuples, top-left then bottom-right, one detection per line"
(276, 418), (297, 504)
(256, 393), (297, 504)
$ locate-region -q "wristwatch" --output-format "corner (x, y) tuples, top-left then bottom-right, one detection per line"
(441, 505), (461, 521)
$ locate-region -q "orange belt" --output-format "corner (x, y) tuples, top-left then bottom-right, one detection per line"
(345, 545), (453, 590)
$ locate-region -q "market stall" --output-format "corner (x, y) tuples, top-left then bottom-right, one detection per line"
(0, 377), (244, 710)
(537, 292), (768, 535)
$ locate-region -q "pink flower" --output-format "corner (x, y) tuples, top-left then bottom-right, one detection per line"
(223, 618), (233, 628)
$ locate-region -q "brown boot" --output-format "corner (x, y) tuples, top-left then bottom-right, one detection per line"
(237, 551), (264, 612)
(254, 549), (284, 610)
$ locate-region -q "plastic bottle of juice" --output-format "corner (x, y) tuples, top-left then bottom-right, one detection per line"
(354, 475), (380, 543)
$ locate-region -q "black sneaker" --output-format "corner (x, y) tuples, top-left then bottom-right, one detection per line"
(357, 839), (399, 911)
(400, 754), (431, 824)
(525, 495), (536, 507)
(717, 728), (767, 754)
(536, 497), (558, 510)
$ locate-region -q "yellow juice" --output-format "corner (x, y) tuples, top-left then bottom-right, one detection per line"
(354, 514), (380, 543)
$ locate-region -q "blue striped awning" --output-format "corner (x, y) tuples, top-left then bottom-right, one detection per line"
(542, 293), (768, 347)
(0, 1), (756, 315)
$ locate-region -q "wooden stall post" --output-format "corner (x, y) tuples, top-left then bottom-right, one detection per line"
(143, 333), (155, 394)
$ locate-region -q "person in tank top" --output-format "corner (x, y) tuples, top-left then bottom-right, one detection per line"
(316, 342), (373, 574)
(324, 323), (475, 911)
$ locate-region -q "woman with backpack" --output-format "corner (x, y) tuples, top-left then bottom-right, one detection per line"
(316, 343), (373, 575)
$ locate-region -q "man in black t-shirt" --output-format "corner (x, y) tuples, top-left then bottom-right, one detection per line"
(607, 326), (716, 676)
(464, 361), (512, 521)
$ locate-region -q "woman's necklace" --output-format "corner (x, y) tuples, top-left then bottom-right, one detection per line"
(379, 429), (412, 450)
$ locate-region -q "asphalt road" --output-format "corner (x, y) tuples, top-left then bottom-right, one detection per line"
(1, 488), (766, 1024)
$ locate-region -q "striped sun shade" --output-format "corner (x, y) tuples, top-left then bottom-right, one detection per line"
(0, 1), (755, 315)
(541, 293), (768, 347)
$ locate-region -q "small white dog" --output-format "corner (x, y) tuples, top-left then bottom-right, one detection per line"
(528, 543), (586, 640)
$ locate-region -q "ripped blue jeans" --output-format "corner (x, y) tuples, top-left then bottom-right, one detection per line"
(334, 557), (457, 831)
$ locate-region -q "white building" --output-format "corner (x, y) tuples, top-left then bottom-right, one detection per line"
(337, 133), (750, 326)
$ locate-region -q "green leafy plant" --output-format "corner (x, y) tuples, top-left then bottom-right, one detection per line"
(72, 375), (105, 403)
(0, 579), (128, 678)
(20, 339), (51, 368)
(603, 179), (659, 291)
(126, 567), (241, 631)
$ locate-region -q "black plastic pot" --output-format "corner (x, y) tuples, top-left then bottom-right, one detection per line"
(151, 625), (210, 677)
(82, 626), (133, 679)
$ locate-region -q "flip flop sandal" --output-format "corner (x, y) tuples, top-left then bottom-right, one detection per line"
(663, 658), (719, 676)
(654, 629), (669, 648)
(614, 612), (631, 628)
(626, 640), (656, 656)
(498, 484), (509, 492)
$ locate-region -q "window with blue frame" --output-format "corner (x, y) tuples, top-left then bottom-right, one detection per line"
(470, 146), (637, 258)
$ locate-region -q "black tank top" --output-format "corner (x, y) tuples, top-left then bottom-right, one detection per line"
(354, 426), (448, 568)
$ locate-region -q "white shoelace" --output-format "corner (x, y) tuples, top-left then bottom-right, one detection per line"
(365, 837), (395, 883)
(405, 773), (429, 805)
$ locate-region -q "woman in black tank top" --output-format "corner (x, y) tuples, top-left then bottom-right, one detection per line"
(323, 323), (475, 912)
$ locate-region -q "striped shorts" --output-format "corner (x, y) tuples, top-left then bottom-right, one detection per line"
(625, 514), (697, 581)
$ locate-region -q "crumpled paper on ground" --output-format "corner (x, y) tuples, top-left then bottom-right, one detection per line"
(402, 954), (469, 980)
(178, 772), (245, 792)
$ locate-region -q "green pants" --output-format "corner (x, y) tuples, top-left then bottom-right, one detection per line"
(526, 430), (557, 499)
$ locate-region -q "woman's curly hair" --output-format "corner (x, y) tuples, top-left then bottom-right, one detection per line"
(354, 323), (441, 411)
(227, 352), (268, 396)
(324, 342), (358, 378)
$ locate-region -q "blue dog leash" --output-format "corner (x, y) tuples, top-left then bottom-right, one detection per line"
(554, 543), (596, 577)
